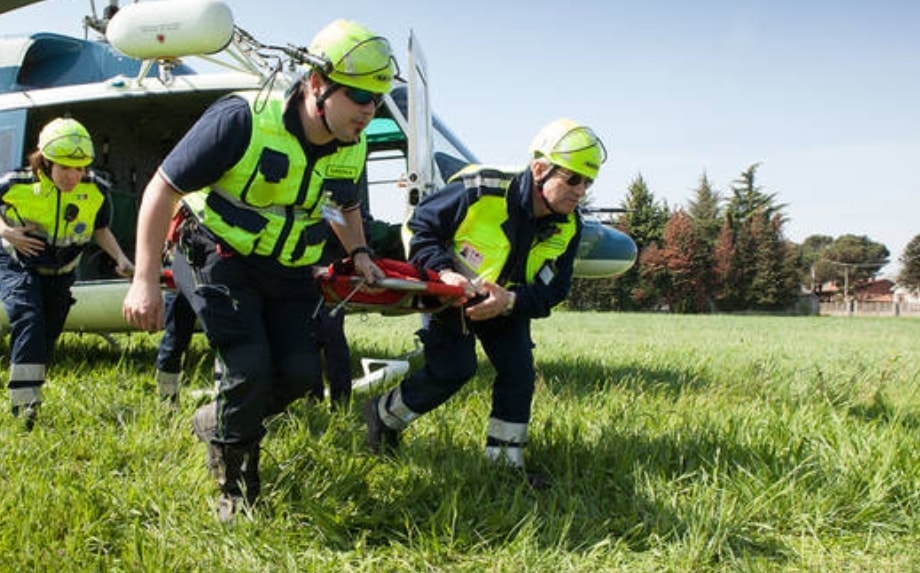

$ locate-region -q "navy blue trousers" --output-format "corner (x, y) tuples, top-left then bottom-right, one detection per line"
(0, 252), (75, 389)
(399, 308), (536, 424)
(315, 307), (352, 404)
(155, 289), (197, 374)
(173, 231), (321, 446)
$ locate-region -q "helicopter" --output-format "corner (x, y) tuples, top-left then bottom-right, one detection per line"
(0, 0), (637, 335)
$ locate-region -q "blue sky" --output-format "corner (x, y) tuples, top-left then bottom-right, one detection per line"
(3, 0), (918, 276)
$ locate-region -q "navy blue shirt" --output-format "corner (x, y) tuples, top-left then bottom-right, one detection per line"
(159, 85), (361, 210)
(158, 95), (251, 192)
(158, 85), (367, 275)
(406, 168), (582, 319)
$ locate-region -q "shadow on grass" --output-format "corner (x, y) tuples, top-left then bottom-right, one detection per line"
(49, 332), (218, 387)
(536, 354), (713, 399)
(254, 397), (794, 566)
(847, 390), (920, 431)
(29, 332), (799, 564)
(254, 345), (790, 563)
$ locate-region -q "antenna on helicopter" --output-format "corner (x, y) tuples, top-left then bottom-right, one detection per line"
(584, 207), (630, 214)
(581, 206), (631, 226)
(84, 0), (120, 37)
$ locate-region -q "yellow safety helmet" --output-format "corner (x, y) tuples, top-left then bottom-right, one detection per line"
(37, 117), (94, 168)
(529, 118), (607, 180)
(308, 19), (398, 94)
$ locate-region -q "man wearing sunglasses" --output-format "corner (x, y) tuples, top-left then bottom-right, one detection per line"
(363, 118), (607, 488)
(123, 19), (395, 522)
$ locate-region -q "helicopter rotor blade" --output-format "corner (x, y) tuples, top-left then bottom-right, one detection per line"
(1, 0), (47, 16)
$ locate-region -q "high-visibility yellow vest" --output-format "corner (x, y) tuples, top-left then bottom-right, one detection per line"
(0, 170), (107, 273)
(186, 91), (366, 267)
(450, 166), (578, 285)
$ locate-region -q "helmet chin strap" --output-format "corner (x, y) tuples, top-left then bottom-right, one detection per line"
(314, 81), (360, 143)
(315, 82), (342, 135)
(536, 166), (560, 216)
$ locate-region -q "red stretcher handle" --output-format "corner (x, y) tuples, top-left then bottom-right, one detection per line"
(342, 276), (466, 298)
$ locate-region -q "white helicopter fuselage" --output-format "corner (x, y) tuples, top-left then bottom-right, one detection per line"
(0, 0), (635, 335)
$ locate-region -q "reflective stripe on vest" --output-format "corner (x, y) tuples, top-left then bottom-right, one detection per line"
(190, 91), (366, 267)
(452, 166), (577, 285)
(1, 174), (106, 272)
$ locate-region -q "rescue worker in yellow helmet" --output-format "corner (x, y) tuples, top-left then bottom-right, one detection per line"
(363, 118), (607, 487)
(0, 117), (134, 429)
(122, 19), (394, 523)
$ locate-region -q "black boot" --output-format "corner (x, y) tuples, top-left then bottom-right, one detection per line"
(191, 401), (219, 478)
(240, 444), (261, 505)
(10, 386), (41, 431)
(193, 401), (262, 522)
(215, 445), (248, 524)
(362, 396), (400, 455)
(11, 402), (39, 431)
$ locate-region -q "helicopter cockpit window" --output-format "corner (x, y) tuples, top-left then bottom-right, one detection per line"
(15, 34), (195, 90)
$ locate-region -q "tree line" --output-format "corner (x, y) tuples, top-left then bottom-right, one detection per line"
(567, 163), (910, 313)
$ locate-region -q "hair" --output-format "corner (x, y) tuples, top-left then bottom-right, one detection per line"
(27, 150), (48, 175)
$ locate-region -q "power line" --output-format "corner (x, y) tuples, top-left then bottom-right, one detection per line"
(822, 259), (887, 269)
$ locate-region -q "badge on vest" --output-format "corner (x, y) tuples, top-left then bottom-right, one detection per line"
(458, 242), (484, 273)
(320, 200), (346, 226)
(326, 165), (359, 179)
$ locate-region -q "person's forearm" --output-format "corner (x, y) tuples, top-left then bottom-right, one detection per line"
(93, 228), (129, 263)
(332, 208), (369, 254)
(134, 173), (179, 283)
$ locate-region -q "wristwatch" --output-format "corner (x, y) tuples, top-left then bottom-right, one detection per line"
(349, 245), (374, 258)
(501, 291), (516, 316)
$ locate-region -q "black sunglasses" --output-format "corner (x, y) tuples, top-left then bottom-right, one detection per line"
(557, 169), (594, 190)
(342, 86), (383, 107)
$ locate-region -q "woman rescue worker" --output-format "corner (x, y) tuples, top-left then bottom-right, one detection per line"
(0, 117), (134, 429)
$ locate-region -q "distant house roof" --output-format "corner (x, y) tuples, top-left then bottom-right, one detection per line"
(818, 278), (894, 301)
(861, 279), (895, 298)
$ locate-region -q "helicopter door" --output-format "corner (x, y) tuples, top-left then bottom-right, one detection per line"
(405, 31), (435, 208)
(0, 109), (26, 174)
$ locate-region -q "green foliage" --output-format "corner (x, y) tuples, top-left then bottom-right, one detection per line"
(686, 172), (722, 247)
(797, 235), (836, 292)
(723, 163), (786, 232)
(710, 164), (796, 311)
(748, 213), (800, 310)
(573, 163), (899, 313)
(612, 164), (803, 312)
(2, 313), (920, 572)
(823, 235), (890, 293)
(897, 233), (920, 290)
(610, 175), (670, 311)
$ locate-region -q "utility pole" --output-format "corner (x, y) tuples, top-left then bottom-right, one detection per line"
(824, 259), (886, 316)
(843, 265), (851, 315)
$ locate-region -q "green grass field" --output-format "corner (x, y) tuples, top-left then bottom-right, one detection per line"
(1, 312), (919, 572)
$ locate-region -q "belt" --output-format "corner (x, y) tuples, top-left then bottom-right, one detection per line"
(33, 266), (76, 276)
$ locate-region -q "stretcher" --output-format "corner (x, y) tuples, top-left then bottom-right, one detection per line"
(315, 257), (467, 316)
